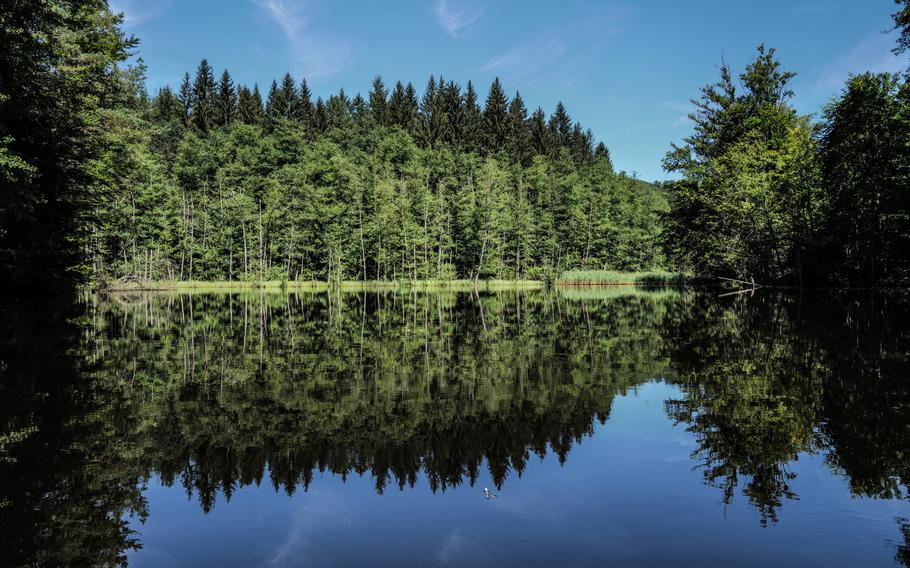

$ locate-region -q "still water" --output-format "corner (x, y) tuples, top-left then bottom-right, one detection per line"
(1, 288), (909, 566)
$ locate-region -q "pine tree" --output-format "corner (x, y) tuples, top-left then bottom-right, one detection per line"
(265, 79), (280, 121)
(439, 79), (463, 145)
(297, 78), (315, 128)
(369, 75), (390, 126)
(403, 82), (420, 136)
(351, 93), (368, 125)
(215, 69), (237, 127)
(177, 72), (193, 126)
(388, 81), (408, 128)
(483, 78), (509, 152)
(570, 123), (594, 165)
(548, 102), (572, 149)
(326, 88), (352, 130)
(462, 81), (483, 152)
(594, 142), (613, 171)
(252, 84), (266, 123)
(528, 108), (551, 157)
(507, 92), (530, 164)
(419, 75), (439, 147)
(191, 59), (216, 133)
(313, 97), (328, 132)
(238, 85), (265, 125)
(153, 86), (180, 123)
(278, 72), (298, 119)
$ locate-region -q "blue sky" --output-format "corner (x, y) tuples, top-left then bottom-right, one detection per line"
(112, 0), (905, 181)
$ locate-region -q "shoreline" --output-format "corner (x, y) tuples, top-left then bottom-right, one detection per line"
(100, 277), (688, 293)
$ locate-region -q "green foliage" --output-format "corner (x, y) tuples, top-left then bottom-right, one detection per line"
(663, 45), (823, 283)
(0, 0), (136, 292)
(84, 62), (667, 284)
(558, 269), (687, 286)
(819, 72), (910, 285)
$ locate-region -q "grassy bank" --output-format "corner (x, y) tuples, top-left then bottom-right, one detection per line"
(104, 279), (545, 292)
(556, 270), (689, 286)
(102, 272), (689, 292)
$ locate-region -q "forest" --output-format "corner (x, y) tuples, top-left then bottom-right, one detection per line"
(1, 0), (908, 291)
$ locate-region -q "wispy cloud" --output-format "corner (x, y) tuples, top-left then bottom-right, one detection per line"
(660, 102), (691, 127)
(253, 0), (354, 82)
(256, 491), (355, 567)
(814, 31), (904, 91)
(436, 529), (493, 567)
(434, 0), (486, 38)
(479, 6), (628, 84)
(480, 36), (566, 78)
(109, 0), (174, 27)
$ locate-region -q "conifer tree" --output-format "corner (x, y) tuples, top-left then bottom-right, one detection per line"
(216, 69), (237, 127)
(548, 102), (572, 149)
(191, 59), (216, 132)
(570, 124), (594, 166)
(177, 72), (193, 126)
(326, 89), (352, 130)
(351, 93), (368, 124)
(265, 80), (280, 121)
(278, 72), (298, 119)
(153, 86), (180, 123)
(439, 80), (463, 145)
(529, 108), (553, 158)
(388, 81), (408, 128)
(594, 142), (613, 171)
(314, 97), (328, 132)
(238, 85), (265, 125)
(404, 82), (420, 135)
(419, 75), (440, 146)
(483, 78), (509, 152)
(369, 76), (390, 126)
(296, 78), (315, 128)
(462, 81), (483, 152)
(507, 92), (531, 164)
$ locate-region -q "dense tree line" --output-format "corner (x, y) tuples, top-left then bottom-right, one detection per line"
(663, 1), (910, 286)
(89, 59), (666, 285)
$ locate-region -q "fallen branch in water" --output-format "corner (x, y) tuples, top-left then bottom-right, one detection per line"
(717, 276), (762, 288)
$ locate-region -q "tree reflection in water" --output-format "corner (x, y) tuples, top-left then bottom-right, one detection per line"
(1, 288), (909, 564)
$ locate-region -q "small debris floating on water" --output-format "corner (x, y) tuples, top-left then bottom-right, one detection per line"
(483, 487), (498, 499)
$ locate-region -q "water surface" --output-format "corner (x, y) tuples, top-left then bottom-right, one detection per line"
(1, 288), (909, 566)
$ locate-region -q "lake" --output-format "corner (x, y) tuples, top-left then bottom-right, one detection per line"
(1, 288), (909, 566)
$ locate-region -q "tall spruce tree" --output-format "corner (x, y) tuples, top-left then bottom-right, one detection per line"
(265, 80), (280, 121)
(177, 72), (193, 126)
(369, 76), (390, 126)
(191, 59), (216, 133)
(483, 78), (509, 152)
(295, 79), (315, 128)
(462, 81), (483, 152)
(238, 85), (264, 125)
(507, 92), (530, 164)
(153, 86), (180, 123)
(215, 69), (237, 127)
(419, 75), (440, 147)
(440, 80), (463, 146)
(528, 108), (551, 157)
(548, 102), (572, 150)
(278, 72), (298, 119)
